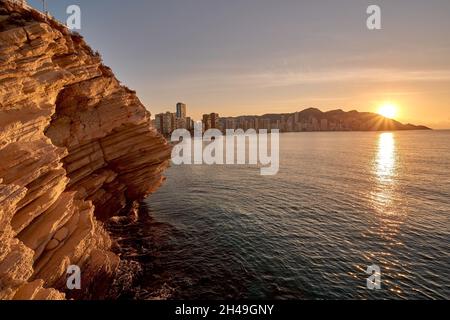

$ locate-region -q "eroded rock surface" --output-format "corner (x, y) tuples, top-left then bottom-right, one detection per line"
(0, 1), (171, 299)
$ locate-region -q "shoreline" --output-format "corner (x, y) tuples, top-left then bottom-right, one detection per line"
(163, 127), (435, 140)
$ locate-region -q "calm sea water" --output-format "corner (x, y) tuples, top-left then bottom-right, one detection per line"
(125, 131), (449, 300)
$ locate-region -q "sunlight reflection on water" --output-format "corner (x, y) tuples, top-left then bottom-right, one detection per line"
(376, 132), (396, 183)
(367, 132), (408, 296)
(371, 132), (399, 210)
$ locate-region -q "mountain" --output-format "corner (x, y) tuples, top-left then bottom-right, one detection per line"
(222, 107), (431, 131)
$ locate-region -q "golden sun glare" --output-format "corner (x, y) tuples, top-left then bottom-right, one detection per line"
(378, 103), (398, 119)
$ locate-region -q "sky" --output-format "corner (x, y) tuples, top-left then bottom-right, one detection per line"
(28, 0), (450, 128)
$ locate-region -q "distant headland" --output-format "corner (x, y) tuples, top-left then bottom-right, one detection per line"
(220, 108), (431, 132)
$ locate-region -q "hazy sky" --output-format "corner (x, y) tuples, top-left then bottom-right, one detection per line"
(29, 0), (450, 128)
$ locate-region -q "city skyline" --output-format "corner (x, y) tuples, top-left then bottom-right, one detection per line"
(27, 0), (450, 129)
(153, 102), (429, 137)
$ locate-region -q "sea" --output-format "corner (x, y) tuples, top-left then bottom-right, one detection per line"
(113, 130), (450, 300)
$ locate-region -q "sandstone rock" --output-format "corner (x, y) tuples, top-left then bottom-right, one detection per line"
(0, 1), (171, 300)
(53, 227), (69, 242)
(12, 279), (65, 300)
(45, 239), (59, 251)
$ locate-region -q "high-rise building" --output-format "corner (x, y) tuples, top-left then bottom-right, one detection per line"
(211, 113), (219, 129)
(280, 115), (287, 132)
(202, 113), (220, 131)
(186, 117), (193, 131)
(176, 103), (187, 119)
(248, 119), (255, 130)
(225, 119), (235, 130)
(311, 117), (319, 131)
(155, 113), (164, 133)
(176, 117), (186, 130)
(170, 112), (177, 132)
(275, 120), (281, 130)
(202, 114), (211, 131)
(285, 116), (294, 131)
(321, 119), (328, 131)
(154, 112), (175, 136)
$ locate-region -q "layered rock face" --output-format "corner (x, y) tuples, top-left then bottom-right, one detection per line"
(0, 1), (171, 299)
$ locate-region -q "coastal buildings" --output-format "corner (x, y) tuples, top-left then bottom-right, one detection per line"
(202, 113), (220, 131)
(218, 108), (357, 133)
(155, 107), (357, 136)
(155, 107), (413, 136)
(155, 102), (192, 136)
(155, 112), (175, 136)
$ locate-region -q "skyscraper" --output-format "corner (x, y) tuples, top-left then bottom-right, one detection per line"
(176, 103), (187, 119)
(210, 113), (219, 129)
(186, 117), (193, 131)
(320, 119), (328, 131)
(155, 113), (164, 133)
(202, 114), (211, 131)
(202, 113), (220, 131)
(154, 112), (175, 136)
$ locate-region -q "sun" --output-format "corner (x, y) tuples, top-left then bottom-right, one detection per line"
(377, 103), (397, 119)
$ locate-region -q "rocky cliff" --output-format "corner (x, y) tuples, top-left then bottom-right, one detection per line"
(0, 1), (171, 299)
